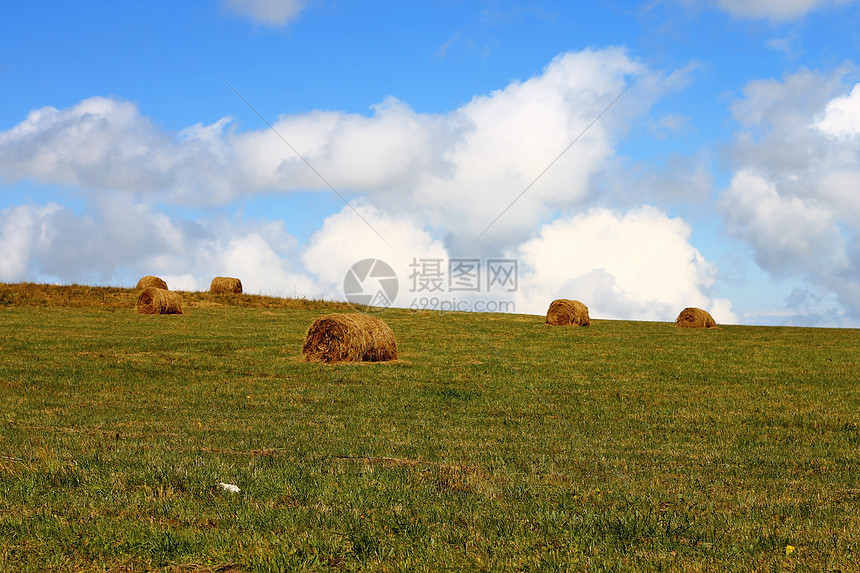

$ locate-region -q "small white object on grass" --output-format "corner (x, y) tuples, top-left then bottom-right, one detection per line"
(218, 482), (240, 494)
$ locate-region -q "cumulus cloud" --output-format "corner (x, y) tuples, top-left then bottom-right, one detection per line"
(0, 98), (173, 192)
(301, 203), (450, 305)
(412, 48), (648, 249)
(0, 198), (317, 296)
(815, 83), (860, 139)
(512, 206), (737, 323)
(0, 47), (723, 322)
(296, 203), (738, 323)
(222, 0), (305, 26)
(0, 97), (237, 203)
(680, 0), (858, 20)
(720, 70), (860, 319)
(0, 48), (673, 249)
(0, 203), (61, 281)
(720, 171), (847, 275)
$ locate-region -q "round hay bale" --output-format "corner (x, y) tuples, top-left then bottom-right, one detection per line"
(675, 307), (716, 328)
(210, 276), (243, 294)
(302, 313), (397, 363)
(135, 275), (168, 290)
(136, 287), (183, 315)
(546, 299), (590, 326)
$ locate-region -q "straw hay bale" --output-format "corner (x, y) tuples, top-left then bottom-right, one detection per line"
(135, 275), (168, 290)
(136, 287), (183, 315)
(210, 276), (243, 294)
(545, 299), (590, 326)
(302, 313), (397, 363)
(675, 307), (716, 328)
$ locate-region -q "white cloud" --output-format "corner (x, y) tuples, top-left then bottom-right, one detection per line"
(0, 180), (737, 325)
(721, 72), (860, 319)
(222, 0), (305, 26)
(236, 47), (660, 249)
(0, 198), (317, 297)
(414, 48), (644, 247)
(730, 69), (843, 130)
(0, 203), (61, 281)
(0, 97), (236, 202)
(512, 206), (737, 323)
(297, 203), (738, 323)
(719, 171), (847, 275)
(0, 48), (710, 322)
(726, 69), (849, 183)
(815, 84), (860, 140)
(680, 0), (858, 20)
(214, 232), (318, 297)
(301, 203), (449, 305)
(0, 48), (672, 249)
(247, 97), (455, 196)
(0, 98), (172, 192)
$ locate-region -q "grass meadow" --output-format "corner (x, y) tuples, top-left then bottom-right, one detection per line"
(1, 284), (859, 571)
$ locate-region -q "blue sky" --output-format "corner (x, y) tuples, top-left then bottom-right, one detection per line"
(3, 0), (860, 326)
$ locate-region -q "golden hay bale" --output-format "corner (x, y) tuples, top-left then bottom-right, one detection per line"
(675, 307), (716, 328)
(302, 313), (397, 363)
(136, 287), (183, 315)
(546, 299), (590, 326)
(135, 275), (168, 290)
(210, 276), (243, 294)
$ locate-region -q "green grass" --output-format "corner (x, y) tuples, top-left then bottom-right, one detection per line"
(1, 284), (859, 571)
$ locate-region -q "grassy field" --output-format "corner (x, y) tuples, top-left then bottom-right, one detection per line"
(1, 283), (859, 572)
